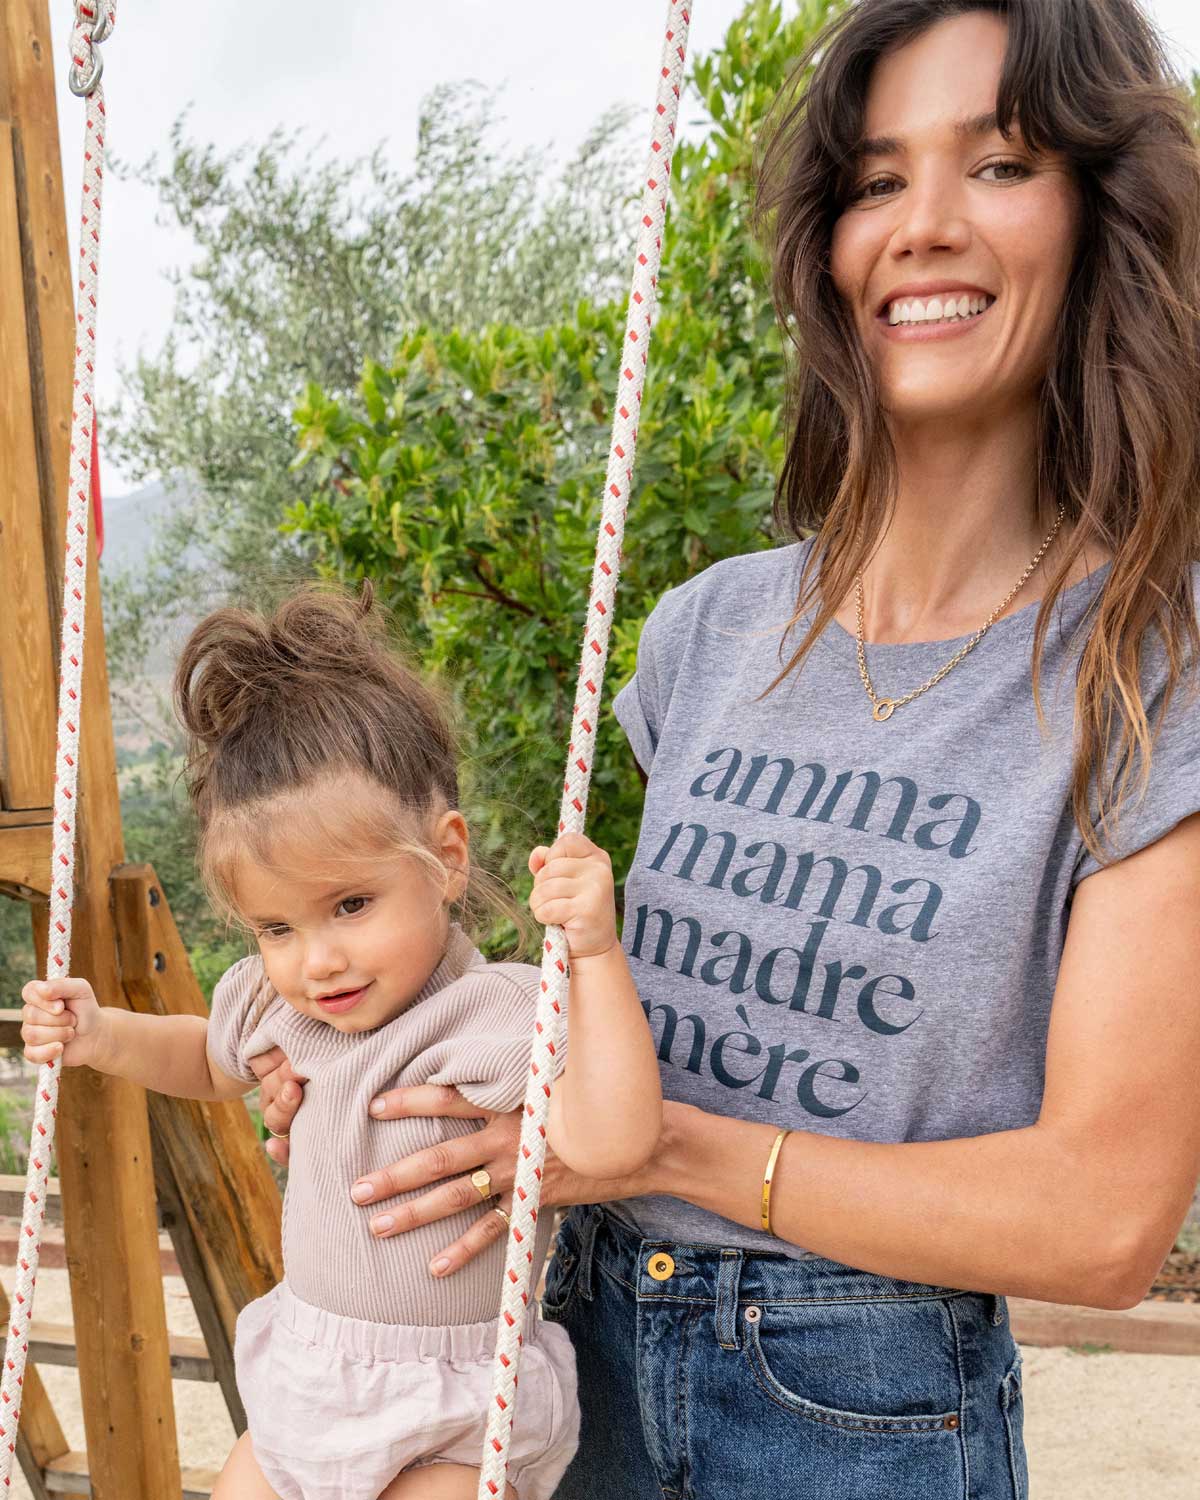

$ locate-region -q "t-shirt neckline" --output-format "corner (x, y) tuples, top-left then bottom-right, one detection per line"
(803, 539), (1113, 660)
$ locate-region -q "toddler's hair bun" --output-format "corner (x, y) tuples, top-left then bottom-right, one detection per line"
(175, 583), (386, 749)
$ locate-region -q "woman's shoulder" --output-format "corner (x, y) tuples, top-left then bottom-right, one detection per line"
(644, 540), (811, 641)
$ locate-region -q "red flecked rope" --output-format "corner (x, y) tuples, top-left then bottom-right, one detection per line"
(0, 4), (114, 1485)
(476, 5), (692, 1495)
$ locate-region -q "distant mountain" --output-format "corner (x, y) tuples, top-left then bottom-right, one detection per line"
(98, 479), (197, 580)
(99, 479), (203, 750)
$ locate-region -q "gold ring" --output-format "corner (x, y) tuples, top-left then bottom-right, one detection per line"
(492, 1206), (511, 1228)
(267, 1128), (290, 1140)
(470, 1168), (493, 1201)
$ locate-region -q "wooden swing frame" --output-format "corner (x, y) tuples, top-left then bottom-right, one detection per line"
(0, 4), (281, 1494)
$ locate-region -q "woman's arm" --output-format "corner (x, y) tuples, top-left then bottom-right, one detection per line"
(22, 978), (252, 1102)
(650, 810), (1200, 1310)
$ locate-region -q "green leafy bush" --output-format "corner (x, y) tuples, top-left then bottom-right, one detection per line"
(287, 3), (842, 947)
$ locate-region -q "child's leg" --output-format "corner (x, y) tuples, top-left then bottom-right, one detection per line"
(211, 1433), (281, 1500)
(381, 1464), (518, 1500)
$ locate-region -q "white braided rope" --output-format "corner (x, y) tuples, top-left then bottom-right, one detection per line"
(0, 4), (113, 1484)
(476, 5), (692, 1494)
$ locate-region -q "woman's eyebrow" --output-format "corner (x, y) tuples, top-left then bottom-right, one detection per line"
(854, 110), (1003, 161)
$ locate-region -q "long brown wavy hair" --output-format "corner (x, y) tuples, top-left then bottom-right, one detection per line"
(756, 0), (1200, 864)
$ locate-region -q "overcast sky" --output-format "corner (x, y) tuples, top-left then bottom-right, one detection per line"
(45, 0), (1200, 494)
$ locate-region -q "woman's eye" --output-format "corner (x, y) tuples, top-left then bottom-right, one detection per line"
(850, 175), (896, 203)
(337, 897), (369, 917)
(978, 158), (1030, 183)
(849, 158), (1029, 205)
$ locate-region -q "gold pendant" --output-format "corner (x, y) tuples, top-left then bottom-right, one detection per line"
(872, 699), (896, 722)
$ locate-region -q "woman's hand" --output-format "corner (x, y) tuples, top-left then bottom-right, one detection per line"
(246, 1048), (309, 1165)
(351, 1085), (668, 1277)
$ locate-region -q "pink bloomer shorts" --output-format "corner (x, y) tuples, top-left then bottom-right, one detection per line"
(234, 1282), (579, 1500)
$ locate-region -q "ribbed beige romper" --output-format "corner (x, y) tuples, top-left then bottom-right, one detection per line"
(207, 924), (579, 1500)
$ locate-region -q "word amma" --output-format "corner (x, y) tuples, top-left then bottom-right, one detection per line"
(691, 747), (982, 859)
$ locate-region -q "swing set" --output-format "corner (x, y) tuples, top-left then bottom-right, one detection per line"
(0, 0), (690, 1494)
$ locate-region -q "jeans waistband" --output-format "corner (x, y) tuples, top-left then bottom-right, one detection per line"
(565, 1205), (1000, 1350)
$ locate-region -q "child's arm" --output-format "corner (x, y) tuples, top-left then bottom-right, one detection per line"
(529, 832), (662, 1178)
(21, 978), (252, 1102)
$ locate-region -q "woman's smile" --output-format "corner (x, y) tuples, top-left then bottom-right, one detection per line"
(877, 287), (997, 341)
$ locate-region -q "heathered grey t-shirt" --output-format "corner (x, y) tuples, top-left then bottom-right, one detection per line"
(611, 540), (1200, 1255)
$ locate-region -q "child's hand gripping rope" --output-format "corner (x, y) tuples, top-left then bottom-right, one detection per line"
(527, 832), (618, 961)
(22, 978), (106, 1069)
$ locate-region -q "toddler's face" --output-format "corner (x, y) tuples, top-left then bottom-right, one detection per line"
(231, 783), (468, 1034)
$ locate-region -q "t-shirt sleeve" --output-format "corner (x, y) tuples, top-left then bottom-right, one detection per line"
(207, 956), (275, 1084)
(1074, 669), (1200, 884)
(612, 586), (686, 776)
(423, 964), (551, 1113)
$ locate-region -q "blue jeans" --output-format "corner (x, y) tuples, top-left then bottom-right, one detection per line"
(543, 1205), (1028, 1500)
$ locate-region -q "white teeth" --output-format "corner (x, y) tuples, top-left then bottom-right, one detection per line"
(885, 293), (993, 324)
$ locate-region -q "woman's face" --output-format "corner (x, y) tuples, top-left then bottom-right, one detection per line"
(829, 11), (1082, 429)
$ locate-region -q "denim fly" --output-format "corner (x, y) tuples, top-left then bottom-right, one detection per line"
(543, 1205), (1028, 1500)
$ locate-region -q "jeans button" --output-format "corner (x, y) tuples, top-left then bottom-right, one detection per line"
(744, 1305), (761, 1323)
(647, 1252), (675, 1282)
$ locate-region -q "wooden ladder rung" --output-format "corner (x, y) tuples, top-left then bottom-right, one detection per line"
(0, 818), (52, 897)
(0, 1173), (61, 1221)
(0, 1010), (25, 1049)
(45, 1452), (218, 1497)
(29, 1320), (215, 1382)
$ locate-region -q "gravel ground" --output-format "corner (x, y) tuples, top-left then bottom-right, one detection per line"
(3, 1265), (1198, 1498)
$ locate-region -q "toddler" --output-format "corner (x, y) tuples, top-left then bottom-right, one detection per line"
(21, 586), (662, 1500)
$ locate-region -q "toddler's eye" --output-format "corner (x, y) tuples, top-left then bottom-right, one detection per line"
(258, 924), (290, 941)
(337, 897), (370, 917)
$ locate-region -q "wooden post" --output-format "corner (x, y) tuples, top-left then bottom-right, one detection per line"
(1, 3), (184, 1494)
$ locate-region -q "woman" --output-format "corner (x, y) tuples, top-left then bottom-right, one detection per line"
(256, 1), (1200, 1494)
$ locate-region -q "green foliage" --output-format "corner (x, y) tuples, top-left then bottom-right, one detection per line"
(119, 753), (248, 1000)
(0, 901), (35, 1014)
(104, 83), (641, 684)
(0, 1091), (35, 1178)
(288, 2), (842, 944)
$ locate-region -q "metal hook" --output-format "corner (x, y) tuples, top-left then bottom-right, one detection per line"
(68, 50), (103, 97)
(68, 4), (112, 97)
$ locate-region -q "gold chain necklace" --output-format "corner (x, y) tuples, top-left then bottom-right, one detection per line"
(854, 503), (1066, 722)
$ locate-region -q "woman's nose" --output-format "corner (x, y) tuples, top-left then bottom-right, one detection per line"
(890, 168), (972, 259)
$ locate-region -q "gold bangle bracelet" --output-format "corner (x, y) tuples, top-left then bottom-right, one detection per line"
(761, 1127), (791, 1234)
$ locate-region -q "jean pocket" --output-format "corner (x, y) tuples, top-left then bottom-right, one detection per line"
(540, 1228), (581, 1320)
(1000, 1349), (1028, 1499)
(742, 1296), (963, 1435)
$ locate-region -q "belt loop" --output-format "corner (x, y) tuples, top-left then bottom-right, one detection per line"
(715, 1249), (744, 1350)
(576, 1204), (601, 1303)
